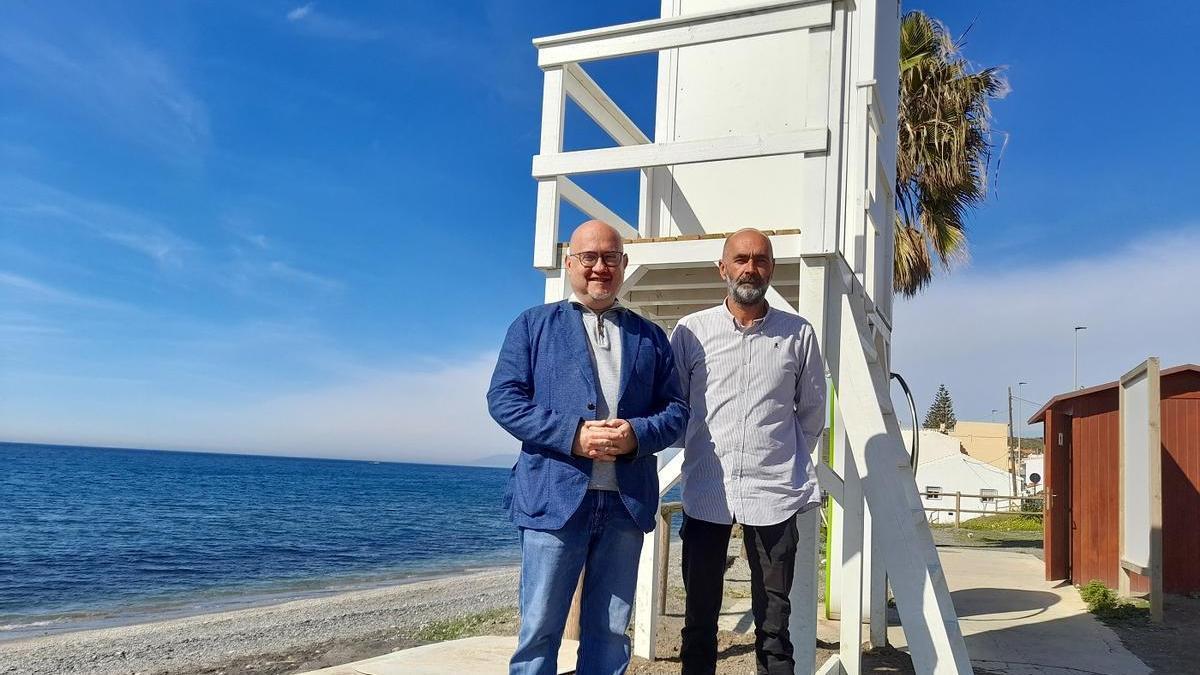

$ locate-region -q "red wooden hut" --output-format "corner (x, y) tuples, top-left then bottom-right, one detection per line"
(1028, 364), (1200, 593)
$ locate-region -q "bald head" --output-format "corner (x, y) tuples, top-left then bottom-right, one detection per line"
(569, 219), (624, 253)
(722, 228), (773, 259)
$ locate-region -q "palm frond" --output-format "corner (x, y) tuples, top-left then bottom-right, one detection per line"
(894, 11), (1005, 297)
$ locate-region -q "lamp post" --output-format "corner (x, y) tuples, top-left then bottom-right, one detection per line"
(1017, 381), (1028, 457)
(1074, 326), (1088, 390)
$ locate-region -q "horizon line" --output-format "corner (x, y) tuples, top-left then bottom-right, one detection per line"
(0, 439), (516, 469)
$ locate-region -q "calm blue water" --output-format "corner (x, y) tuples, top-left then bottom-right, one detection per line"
(0, 442), (520, 636)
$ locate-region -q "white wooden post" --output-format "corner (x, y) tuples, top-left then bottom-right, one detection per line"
(830, 265), (972, 674)
(533, 67), (565, 270)
(543, 247), (570, 303)
(864, 499), (888, 650)
(634, 448), (685, 660)
(638, 169), (655, 237)
(633, 510), (664, 659)
(838, 441), (865, 675)
(825, 393), (848, 620)
(791, 506), (821, 675)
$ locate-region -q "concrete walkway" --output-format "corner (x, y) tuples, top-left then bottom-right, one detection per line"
(888, 548), (1151, 675)
(299, 636), (578, 675)
(302, 546), (1150, 675)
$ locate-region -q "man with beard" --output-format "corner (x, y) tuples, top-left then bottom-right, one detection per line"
(488, 220), (688, 675)
(668, 228), (826, 675)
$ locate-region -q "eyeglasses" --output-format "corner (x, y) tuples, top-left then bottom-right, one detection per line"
(568, 251), (624, 268)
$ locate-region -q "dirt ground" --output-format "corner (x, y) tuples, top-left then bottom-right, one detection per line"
(626, 535), (918, 675)
(431, 527), (1199, 675)
(627, 629), (916, 675)
(1098, 593), (1200, 675)
(625, 527), (1043, 674)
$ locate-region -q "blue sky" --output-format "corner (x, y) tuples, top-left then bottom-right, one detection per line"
(2, 1), (1198, 462)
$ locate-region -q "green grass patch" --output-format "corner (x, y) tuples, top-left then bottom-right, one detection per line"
(412, 607), (518, 642)
(1079, 580), (1149, 623)
(960, 513), (1044, 532)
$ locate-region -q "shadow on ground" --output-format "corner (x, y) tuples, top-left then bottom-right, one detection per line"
(951, 588), (1060, 619)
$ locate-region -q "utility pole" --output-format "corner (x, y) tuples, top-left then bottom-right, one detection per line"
(1074, 326), (1088, 390)
(1007, 387), (1017, 496)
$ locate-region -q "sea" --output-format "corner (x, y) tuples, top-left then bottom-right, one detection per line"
(0, 442), (525, 640)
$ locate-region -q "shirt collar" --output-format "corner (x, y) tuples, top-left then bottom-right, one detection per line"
(568, 294), (624, 316)
(723, 297), (771, 332)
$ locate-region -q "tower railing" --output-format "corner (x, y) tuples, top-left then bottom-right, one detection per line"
(529, 0), (836, 269)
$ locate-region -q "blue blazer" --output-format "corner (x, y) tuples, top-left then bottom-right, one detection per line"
(487, 300), (688, 533)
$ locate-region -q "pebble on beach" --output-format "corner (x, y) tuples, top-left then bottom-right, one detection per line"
(0, 568), (520, 675)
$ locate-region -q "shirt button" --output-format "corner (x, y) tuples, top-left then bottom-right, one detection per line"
(587, 403), (595, 410)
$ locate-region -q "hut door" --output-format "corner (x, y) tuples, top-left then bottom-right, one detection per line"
(1046, 410), (1073, 581)
(1069, 414), (1083, 583)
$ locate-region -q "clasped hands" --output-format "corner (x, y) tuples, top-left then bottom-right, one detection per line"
(572, 419), (637, 461)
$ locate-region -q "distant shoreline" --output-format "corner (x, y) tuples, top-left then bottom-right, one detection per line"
(0, 439), (516, 469)
(0, 565), (521, 675)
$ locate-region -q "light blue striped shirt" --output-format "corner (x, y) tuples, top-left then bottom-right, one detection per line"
(669, 301), (826, 526)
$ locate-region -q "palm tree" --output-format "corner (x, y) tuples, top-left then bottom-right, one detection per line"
(894, 11), (1006, 296)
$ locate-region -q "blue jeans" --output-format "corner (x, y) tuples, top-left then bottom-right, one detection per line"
(510, 490), (645, 675)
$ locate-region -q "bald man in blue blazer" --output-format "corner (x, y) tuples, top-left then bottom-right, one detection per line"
(488, 220), (688, 675)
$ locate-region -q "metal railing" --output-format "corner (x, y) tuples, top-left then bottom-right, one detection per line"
(890, 372), (919, 470)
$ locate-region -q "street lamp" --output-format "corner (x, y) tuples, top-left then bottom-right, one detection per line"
(1074, 326), (1088, 390)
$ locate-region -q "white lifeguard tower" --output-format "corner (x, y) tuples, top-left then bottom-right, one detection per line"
(529, 1), (971, 673)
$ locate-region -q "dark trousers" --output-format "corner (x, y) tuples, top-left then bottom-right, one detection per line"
(679, 513), (799, 675)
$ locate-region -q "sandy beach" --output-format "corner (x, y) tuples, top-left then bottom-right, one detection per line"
(0, 566), (520, 675)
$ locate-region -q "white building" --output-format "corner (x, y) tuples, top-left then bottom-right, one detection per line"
(904, 429), (1016, 524)
(1023, 454), (1045, 495)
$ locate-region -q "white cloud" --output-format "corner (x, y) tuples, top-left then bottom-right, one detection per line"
(221, 242), (344, 300)
(0, 353), (514, 465)
(0, 271), (132, 311)
(891, 226), (1200, 431)
(264, 260), (343, 293)
(94, 229), (189, 267)
(284, 3), (383, 41)
(241, 232), (270, 250)
(0, 29), (209, 164)
(286, 3), (314, 22)
(0, 178), (197, 268)
(218, 354), (511, 461)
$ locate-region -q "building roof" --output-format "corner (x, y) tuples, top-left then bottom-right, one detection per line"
(901, 429), (967, 465)
(949, 421), (1007, 435)
(1027, 363), (1200, 424)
